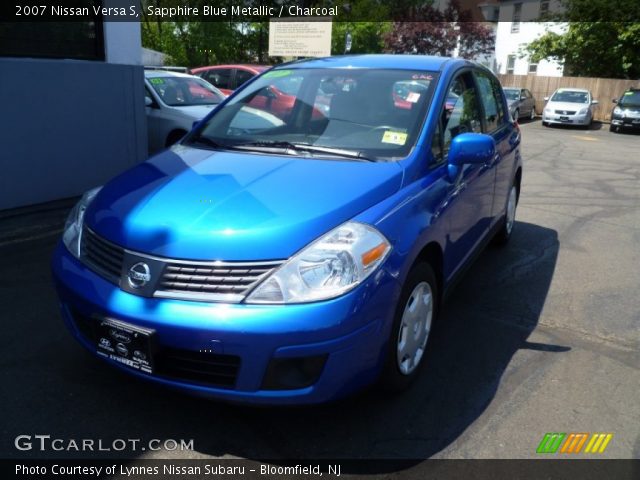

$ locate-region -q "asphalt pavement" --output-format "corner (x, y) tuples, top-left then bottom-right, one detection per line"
(0, 120), (638, 463)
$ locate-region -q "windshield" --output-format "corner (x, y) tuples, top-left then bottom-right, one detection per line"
(185, 68), (438, 161)
(504, 89), (520, 101)
(551, 90), (589, 104)
(618, 91), (640, 107)
(148, 76), (225, 106)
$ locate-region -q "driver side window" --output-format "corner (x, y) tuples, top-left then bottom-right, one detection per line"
(441, 73), (482, 158)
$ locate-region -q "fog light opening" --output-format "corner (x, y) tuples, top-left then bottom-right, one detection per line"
(261, 355), (328, 390)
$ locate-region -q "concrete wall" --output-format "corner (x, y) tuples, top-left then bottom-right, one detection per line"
(0, 57), (147, 209)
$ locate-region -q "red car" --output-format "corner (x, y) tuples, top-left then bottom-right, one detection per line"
(190, 65), (269, 95)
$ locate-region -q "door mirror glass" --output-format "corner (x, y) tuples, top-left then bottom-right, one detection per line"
(145, 96), (153, 107)
(591, 99), (599, 105)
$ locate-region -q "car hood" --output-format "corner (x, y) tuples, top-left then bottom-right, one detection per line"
(173, 104), (219, 119)
(86, 146), (404, 261)
(546, 101), (589, 111)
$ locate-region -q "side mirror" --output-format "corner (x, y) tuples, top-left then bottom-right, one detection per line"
(544, 96), (549, 101)
(591, 99), (599, 105)
(612, 98), (618, 104)
(144, 96), (153, 107)
(447, 133), (496, 180)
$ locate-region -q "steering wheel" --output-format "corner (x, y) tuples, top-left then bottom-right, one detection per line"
(368, 125), (397, 133)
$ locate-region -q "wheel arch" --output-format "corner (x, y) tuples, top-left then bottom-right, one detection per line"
(413, 241), (444, 304)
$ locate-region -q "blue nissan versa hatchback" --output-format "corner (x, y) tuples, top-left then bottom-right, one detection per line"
(52, 55), (522, 404)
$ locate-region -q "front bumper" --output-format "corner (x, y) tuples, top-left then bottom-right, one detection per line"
(611, 117), (640, 130)
(543, 111), (591, 125)
(51, 242), (401, 405)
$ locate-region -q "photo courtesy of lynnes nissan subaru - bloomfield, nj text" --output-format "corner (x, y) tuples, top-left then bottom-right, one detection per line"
(52, 55), (522, 405)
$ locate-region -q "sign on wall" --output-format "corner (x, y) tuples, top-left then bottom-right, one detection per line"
(268, 20), (332, 58)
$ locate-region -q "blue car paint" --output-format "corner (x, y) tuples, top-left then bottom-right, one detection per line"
(52, 55), (522, 404)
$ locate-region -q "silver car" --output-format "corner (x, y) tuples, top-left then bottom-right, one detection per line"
(542, 88), (598, 128)
(144, 70), (226, 153)
(504, 87), (536, 121)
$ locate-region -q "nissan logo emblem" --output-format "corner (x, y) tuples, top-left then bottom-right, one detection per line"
(128, 262), (151, 289)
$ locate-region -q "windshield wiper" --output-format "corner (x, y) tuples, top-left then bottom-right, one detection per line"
(187, 136), (234, 150)
(231, 141), (373, 161)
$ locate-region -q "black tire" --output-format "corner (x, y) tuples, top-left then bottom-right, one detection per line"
(542, 120), (549, 127)
(609, 124), (619, 133)
(494, 182), (519, 245)
(166, 130), (187, 147)
(380, 262), (439, 392)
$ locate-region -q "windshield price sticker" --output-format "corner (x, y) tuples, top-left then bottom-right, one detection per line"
(382, 131), (408, 145)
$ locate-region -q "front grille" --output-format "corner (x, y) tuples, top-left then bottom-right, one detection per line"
(157, 262), (280, 301)
(155, 348), (241, 389)
(80, 227), (282, 302)
(81, 228), (125, 283)
(555, 110), (576, 115)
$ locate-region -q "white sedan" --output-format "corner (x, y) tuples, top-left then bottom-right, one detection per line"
(144, 70), (226, 154)
(542, 88), (598, 128)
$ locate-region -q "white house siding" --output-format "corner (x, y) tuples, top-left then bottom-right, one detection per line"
(494, 0), (566, 77)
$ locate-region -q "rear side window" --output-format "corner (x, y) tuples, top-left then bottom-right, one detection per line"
(475, 70), (507, 132)
(235, 69), (255, 88)
(205, 69), (233, 90)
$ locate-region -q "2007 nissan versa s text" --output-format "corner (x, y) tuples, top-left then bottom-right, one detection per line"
(52, 55), (522, 404)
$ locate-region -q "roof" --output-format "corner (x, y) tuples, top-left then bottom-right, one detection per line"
(555, 88), (590, 93)
(191, 64), (269, 72)
(281, 54), (459, 72)
(144, 70), (197, 79)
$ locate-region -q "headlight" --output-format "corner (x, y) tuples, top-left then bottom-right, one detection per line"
(62, 187), (102, 258)
(578, 107), (588, 115)
(246, 221), (391, 304)
(613, 106), (623, 115)
(544, 108), (551, 114)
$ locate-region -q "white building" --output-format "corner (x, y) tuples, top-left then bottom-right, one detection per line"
(480, 0), (567, 76)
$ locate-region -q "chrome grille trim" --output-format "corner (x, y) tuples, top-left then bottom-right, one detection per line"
(81, 228), (124, 283)
(81, 227), (283, 303)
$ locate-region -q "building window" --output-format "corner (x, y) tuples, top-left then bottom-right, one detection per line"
(528, 62), (538, 74)
(0, 21), (105, 61)
(506, 55), (516, 74)
(540, 0), (550, 17)
(511, 3), (522, 33)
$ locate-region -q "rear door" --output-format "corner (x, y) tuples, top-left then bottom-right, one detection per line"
(234, 68), (256, 90)
(474, 69), (518, 220)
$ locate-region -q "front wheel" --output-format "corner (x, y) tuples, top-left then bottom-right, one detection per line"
(380, 263), (438, 391)
(530, 108), (536, 121)
(494, 183), (518, 245)
(513, 109), (519, 121)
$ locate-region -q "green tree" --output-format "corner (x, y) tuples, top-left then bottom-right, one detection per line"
(524, 22), (640, 79)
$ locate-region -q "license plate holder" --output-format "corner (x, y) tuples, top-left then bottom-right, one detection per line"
(95, 317), (155, 374)
(559, 116), (570, 121)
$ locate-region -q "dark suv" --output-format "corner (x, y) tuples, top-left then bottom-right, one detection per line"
(610, 88), (640, 133)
